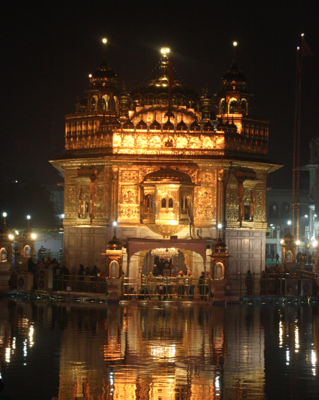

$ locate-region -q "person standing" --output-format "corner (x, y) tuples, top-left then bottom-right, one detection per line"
(245, 270), (253, 295)
(177, 271), (185, 298)
(198, 271), (205, 300)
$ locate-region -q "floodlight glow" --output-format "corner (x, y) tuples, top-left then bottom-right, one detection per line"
(217, 223), (222, 229)
(305, 215), (308, 218)
(102, 38), (107, 44)
(3, 212), (7, 218)
(295, 240), (300, 246)
(112, 221), (118, 227)
(314, 214), (317, 217)
(301, 33), (304, 37)
(161, 47), (170, 55)
(15, 230), (19, 235)
(287, 220), (291, 225)
(312, 240), (318, 247)
(8, 234), (14, 240)
(61, 214), (65, 219)
(233, 41), (238, 47)
(280, 239), (284, 245)
(89, 74), (92, 78)
(31, 233), (37, 240)
(27, 215), (31, 220)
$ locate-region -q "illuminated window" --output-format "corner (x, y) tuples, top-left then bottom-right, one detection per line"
(1, 248), (7, 261)
(244, 205), (251, 221)
(229, 100), (238, 113)
(269, 202), (278, 218)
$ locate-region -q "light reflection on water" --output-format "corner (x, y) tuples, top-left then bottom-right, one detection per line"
(0, 299), (318, 399)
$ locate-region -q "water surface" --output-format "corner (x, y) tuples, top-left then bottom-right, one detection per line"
(0, 299), (318, 399)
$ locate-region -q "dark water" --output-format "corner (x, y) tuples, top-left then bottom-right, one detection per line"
(0, 299), (318, 400)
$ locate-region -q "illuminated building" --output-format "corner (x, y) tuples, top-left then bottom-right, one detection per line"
(51, 44), (280, 276)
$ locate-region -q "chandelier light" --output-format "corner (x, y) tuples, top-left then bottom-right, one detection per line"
(151, 248), (179, 259)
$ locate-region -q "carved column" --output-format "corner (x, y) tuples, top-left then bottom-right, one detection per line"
(237, 177), (244, 228)
(111, 166), (119, 221)
(217, 171), (224, 226)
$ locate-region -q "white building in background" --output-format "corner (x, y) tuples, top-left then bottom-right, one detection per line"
(266, 137), (319, 263)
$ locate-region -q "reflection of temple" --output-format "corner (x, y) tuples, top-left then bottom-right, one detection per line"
(51, 46), (280, 276)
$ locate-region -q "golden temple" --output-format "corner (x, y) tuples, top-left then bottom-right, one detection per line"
(51, 44), (280, 277)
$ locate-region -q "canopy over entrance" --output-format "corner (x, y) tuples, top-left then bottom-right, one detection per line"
(126, 238), (209, 272)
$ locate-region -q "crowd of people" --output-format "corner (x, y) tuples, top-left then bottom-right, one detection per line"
(245, 264), (292, 296)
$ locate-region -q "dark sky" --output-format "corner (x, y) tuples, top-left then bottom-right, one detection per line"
(1, 1), (318, 189)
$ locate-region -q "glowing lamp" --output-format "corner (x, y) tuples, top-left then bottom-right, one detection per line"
(27, 215), (31, 220)
(301, 33), (304, 37)
(161, 47), (170, 55)
(305, 215), (308, 218)
(102, 38), (107, 44)
(15, 230), (19, 235)
(2, 212), (7, 218)
(295, 240), (300, 246)
(287, 220), (291, 225)
(233, 41), (238, 47)
(31, 233), (37, 240)
(280, 239), (284, 245)
(312, 240), (318, 248)
(217, 223), (222, 229)
(112, 221), (118, 227)
(314, 214), (317, 218)
(8, 234), (14, 240)
(88, 74), (92, 78)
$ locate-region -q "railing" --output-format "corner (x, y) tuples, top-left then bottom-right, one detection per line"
(53, 275), (108, 294)
(121, 277), (214, 301)
(226, 272), (318, 297)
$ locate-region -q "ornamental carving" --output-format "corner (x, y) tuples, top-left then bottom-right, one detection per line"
(94, 206), (108, 219)
(94, 186), (104, 203)
(121, 170), (139, 183)
(226, 207), (239, 221)
(66, 186), (76, 204)
(119, 204), (139, 219)
(255, 190), (264, 207)
(65, 206), (77, 219)
(254, 210), (266, 222)
(122, 186), (137, 204)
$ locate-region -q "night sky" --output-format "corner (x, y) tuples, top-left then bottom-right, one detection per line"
(1, 1), (318, 189)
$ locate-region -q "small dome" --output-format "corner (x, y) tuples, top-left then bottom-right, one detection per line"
(0, 226), (11, 240)
(221, 61), (247, 91)
(136, 118), (147, 130)
(212, 238), (227, 253)
(149, 117), (161, 130)
(107, 236), (122, 250)
(143, 168), (192, 184)
(163, 118), (174, 131)
(282, 231), (295, 245)
(190, 119), (200, 131)
(176, 118), (188, 131)
(123, 118), (134, 130)
(203, 121), (214, 132)
(92, 57), (117, 81)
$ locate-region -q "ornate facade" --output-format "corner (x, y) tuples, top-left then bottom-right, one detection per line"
(51, 47), (280, 276)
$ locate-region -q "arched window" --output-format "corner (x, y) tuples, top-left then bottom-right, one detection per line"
(229, 100), (238, 113)
(24, 245), (31, 257)
(100, 98), (106, 111)
(181, 194), (192, 215)
(161, 198), (166, 208)
(1, 247), (7, 261)
(214, 262), (224, 280)
(168, 198), (173, 208)
(241, 99), (247, 115)
(269, 202), (278, 218)
(219, 99), (226, 114)
(144, 195), (153, 214)
(109, 260), (119, 278)
(90, 97), (96, 111)
(281, 202), (290, 218)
